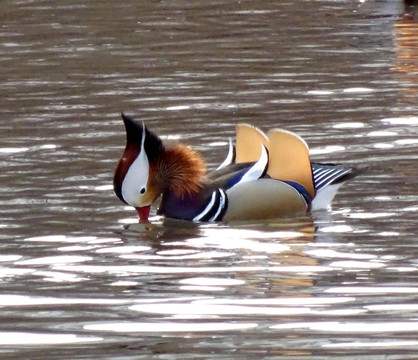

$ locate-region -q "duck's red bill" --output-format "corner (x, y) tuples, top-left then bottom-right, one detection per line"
(136, 206), (151, 221)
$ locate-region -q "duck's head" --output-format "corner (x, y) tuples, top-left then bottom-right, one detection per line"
(113, 113), (164, 220)
(113, 113), (206, 221)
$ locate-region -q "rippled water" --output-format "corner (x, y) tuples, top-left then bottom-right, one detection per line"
(0, 0), (417, 359)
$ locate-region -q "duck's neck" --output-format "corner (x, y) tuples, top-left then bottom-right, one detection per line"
(152, 143), (206, 198)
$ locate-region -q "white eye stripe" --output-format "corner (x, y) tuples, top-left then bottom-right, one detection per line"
(121, 125), (149, 206)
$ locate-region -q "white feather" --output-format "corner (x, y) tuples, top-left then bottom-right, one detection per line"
(193, 191), (217, 222)
(216, 138), (235, 170)
(232, 144), (268, 188)
(311, 183), (344, 210)
(121, 125), (150, 207)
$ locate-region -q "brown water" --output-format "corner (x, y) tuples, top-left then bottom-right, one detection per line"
(1, 0), (418, 359)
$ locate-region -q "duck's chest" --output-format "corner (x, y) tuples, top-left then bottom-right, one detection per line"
(157, 188), (228, 222)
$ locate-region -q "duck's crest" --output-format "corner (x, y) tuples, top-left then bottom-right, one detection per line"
(235, 123), (315, 198)
(121, 113), (164, 161)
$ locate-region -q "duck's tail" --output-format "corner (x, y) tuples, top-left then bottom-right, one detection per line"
(311, 163), (359, 210)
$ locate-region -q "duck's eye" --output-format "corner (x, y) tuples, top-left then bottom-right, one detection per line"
(140, 187), (146, 195)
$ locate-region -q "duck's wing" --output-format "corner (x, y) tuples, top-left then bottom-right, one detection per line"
(214, 123), (263, 171)
(191, 140), (312, 222)
(206, 149), (308, 221)
(207, 145), (269, 190)
(267, 129), (315, 199)
(311, 163), (357, 210)
(216, 138), (236, 170)
(235, 123), (269, 163)
(234, 124), (315, 197)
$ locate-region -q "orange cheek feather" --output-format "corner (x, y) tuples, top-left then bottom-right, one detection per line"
(142, 182), (160, 205)
(135, 182), (160, 220)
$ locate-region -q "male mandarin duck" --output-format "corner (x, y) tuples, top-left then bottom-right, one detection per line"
(114, 114), (356, 222)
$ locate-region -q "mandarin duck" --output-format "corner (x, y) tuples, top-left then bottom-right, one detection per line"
(114, 114), (356, 222)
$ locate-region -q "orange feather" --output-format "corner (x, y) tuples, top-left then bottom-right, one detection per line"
(150, 143), (206, 198)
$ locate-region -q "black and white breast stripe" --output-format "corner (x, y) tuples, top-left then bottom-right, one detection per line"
(193, 189), (228, 222)
(312, 164), (353, 191)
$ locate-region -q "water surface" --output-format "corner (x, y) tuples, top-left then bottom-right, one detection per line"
(0, 0), (417, 359)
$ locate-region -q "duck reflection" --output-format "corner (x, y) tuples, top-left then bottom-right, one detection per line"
(403, 0), (417, 20)
(122, 214), (318, 298)
(392, 1), (418, 102)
